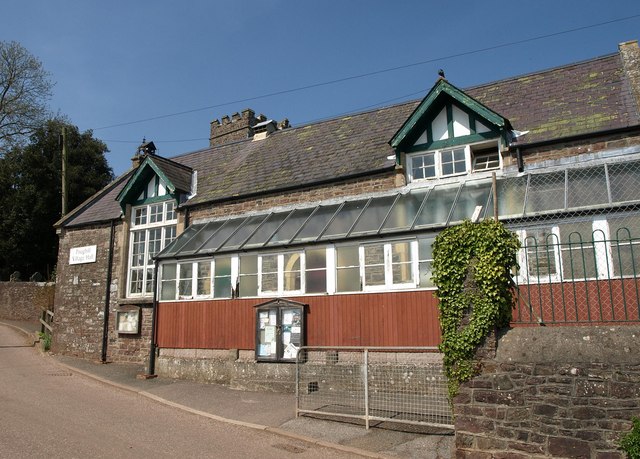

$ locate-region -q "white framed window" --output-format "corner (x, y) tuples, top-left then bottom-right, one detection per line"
(196, 260), (212, 297)
(238, 254), (259, 297)
(335, 245), (360, 292)
(517, 219), (627, 284)
(362, 241), (417, 291)
(408, 141), (500, 182)
(411, 152), (437, 180)
(518, 227), (562, 283)
(127, 200), (177, 297)
(558, 221), (608, 281)
(160, 263), (177, 301)
(177, 262), (193, 299)
(440, 148), (467, 177)
(213, 257), (232, 298)
(417, 237), (435, 288)
(258, 251), (304, 296)
(609, 215), (640, 277)
(304, 248), (327, 293)
(161, 258), (231, 300)
(410, 147), (467, 181)
(336, 240), (418, 292)
(471, 145), (500, 171)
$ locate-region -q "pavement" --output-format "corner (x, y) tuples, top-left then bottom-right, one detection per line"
(1, 319), (454, 459)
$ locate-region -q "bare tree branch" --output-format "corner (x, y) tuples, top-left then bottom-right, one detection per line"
(0, 41), (53, 156)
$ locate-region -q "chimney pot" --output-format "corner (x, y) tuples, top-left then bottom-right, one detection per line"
(278, 118), (290, 130)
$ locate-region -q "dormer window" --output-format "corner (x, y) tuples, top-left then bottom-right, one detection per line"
(408, 141), (500, 182)
(389, 79), (512, 184)
(116, 154), (193, 299)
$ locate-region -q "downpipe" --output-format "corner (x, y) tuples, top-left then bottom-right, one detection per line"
(101, 219), (116, 363)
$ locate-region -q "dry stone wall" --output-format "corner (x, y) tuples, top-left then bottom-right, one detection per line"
(0, 282), (54, 321)
(454, 326), (640, 458)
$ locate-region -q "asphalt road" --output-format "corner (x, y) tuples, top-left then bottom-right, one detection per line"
(0, 324), (360, 459)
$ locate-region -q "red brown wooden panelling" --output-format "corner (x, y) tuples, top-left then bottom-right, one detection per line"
(156, 290), (441, 350)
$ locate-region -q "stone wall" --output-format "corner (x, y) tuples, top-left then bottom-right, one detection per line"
(54, 222), (158, 365)
(54, 223), (119, 359)
(106, 305), (153, 364)
(157, 349), (297, 392)
(454, 326), (640, 458)
(0, 281), (54, 321)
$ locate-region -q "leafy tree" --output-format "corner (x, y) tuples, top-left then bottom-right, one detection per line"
(0, 118), (113, 280)
(0, 41), (54, 156)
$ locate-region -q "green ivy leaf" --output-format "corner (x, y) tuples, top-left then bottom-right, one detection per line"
(433, 219), (520, 400)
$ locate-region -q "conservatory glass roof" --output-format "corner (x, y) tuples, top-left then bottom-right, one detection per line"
(157, 159), (640, 260)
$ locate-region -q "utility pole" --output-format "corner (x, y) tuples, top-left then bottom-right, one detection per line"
(61, 127), (68, 217)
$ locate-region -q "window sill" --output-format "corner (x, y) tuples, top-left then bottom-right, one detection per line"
(118, 297), (153, 306)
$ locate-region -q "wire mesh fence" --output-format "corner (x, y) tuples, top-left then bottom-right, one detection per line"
(512, 224), (640, 324)
(498, 158), (640, 325)
(295, 346), (453, 430)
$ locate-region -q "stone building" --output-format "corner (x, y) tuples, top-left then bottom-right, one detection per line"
(54, 40), (640, 388)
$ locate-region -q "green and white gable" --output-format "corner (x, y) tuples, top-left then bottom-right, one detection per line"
(116, 154), (193, 297)
(390, 78), (512, 182)
(117, 155), (193, 211)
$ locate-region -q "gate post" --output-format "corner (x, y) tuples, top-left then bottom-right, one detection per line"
(363, 348), (369, 429)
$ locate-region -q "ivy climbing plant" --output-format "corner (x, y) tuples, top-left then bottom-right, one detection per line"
(432, 219), (520, 400)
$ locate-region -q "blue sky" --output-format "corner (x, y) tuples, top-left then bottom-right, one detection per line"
(3, 1), (640, 176)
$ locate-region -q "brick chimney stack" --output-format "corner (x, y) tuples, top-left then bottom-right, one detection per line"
(209, 108), (258, 147)
(619, 40), (640, 110)
(209, 109), (291, 146)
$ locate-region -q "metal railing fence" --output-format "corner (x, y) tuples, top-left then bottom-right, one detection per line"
(295, 346), (453, 430)
(513, 227), (640, 325)
(494, 159), (640, 325)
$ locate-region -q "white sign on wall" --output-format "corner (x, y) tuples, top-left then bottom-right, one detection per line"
(69, 245), (97, 265)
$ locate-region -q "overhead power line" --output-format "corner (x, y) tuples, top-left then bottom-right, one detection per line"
(102, 87), (430, 145)
(95, 13), (640, 135)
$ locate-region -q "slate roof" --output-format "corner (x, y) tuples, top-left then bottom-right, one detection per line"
(61, 46), (640, 228)
(56, 170), (132, 228)
(175, 102), (416, 206)
(147, 155), (193, 193)
(466, 53), (639, 144)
